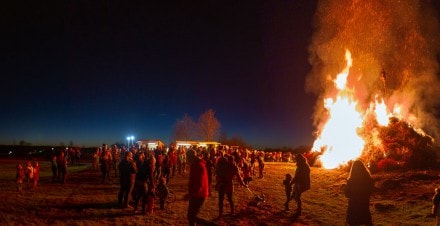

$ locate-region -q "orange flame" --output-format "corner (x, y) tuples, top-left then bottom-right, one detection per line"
(311, 49), (429, 169)
(311, 50), (366, 169)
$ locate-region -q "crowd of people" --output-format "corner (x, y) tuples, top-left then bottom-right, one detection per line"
(14, 143), (440, 225)
(91, 143), (267, 218)
(16, 160), (40, 192)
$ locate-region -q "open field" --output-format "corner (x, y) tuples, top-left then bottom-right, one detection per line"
(0, 159), (438, 225)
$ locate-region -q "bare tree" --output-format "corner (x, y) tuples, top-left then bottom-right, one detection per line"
(172, 114), (196, 141)
(197, 109), (221, 141)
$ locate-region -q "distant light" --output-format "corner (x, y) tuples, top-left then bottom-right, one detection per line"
(127, 137), (130, 141)
(130, 136), (134, 140)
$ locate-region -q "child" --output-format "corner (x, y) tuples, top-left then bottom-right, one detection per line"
(146, 186), (156, 214)
(24, 161), (34, 190)
(16, 164), (25, 192)
(283, 173), (293, 211)
(432, 187), (440, 225)
(156, 177), (169, 210)
(33, 162), (40, 189)
(242, 162), (252, 185)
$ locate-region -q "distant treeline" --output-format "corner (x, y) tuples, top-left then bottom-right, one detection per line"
(0, 145), (97, 161)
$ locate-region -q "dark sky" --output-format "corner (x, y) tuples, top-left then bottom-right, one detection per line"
(1, 1), (317, 148)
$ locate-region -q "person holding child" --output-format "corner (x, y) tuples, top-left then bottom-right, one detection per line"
(290, 153), (310, 218)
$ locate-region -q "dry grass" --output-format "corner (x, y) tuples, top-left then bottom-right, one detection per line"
(0, 159), (438, 225)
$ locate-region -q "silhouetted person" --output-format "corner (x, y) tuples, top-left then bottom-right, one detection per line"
(290, 153), (310, 218)
(156, 177), (169, 210)
(51, 155), (58, 182)
(431, 187), (440, 225)
(118, 151), (137, 209)
(216, 155), (247, 218)
(283, 173), (293, 211)
(16, 164), (25, 192)
(100, 144), (113, 183)
(344, 160), (374, 226)
(203, 152), (214, 196)
(133, 154), (155, 214)
(184, 149), (209, 226)
(57, 151), (67, 184)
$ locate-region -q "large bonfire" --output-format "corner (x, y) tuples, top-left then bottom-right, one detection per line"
(306, 0), (440, 170)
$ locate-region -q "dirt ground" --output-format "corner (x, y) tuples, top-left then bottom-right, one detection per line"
(0, 159), (439, 225)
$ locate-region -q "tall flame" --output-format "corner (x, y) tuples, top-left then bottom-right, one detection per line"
(311, 50), (365, 169)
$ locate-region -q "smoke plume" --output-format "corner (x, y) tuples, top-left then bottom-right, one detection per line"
(306, 0), (440, 142)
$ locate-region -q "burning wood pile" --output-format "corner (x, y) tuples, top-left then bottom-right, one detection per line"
(304, 1), (440, 171)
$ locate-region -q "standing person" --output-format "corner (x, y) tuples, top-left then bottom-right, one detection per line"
(92, 148), (100, 172)
(161, 154), (172, 184)
(203, 152), (214, 196)
(100, 144), (113, 183)
(177, 147), (187, 175)
(51, 155), (58, 183)
(154, 150), (163, 180)
(283, 173), (293, 211)
(290, 153), (310, 218)
(57, 151), (68, 184)
(184, 149), (209, 226)
(250, 153), (256, 176)
(216, 155), (247, 218)
(432, 187), (440, 226)
(24, 161), (34, 190)
(241, 162), (252, 186)
(257, 154), (265, 178)
(32, 161), (40, 189)
(74, 148), (81, 166)
(16, 164), (25, 192)
(133, 155), (156, 214)
(118, 151), (137, 209)
(156, 177), (169, 210)
(112, 145), (120, 177)
(344, 160), (374, 226)
(168, 147), (178, 177)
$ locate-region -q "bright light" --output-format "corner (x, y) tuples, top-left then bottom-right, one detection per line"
(126, 136), (135, 146)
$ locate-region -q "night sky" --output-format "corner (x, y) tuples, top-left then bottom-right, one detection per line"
(1, 1), (318, 148)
